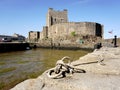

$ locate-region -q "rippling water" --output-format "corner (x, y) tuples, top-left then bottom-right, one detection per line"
(0, 48), (91, 89)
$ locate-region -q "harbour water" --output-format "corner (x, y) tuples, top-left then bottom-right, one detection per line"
(0, 48), (91, 89)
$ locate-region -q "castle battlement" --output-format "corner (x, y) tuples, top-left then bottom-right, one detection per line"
(48, 8), (67, 12)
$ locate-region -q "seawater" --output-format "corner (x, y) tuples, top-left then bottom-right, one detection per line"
(0, 48), (91, 89)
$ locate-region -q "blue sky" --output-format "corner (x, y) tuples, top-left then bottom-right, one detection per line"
(0, 0), (120, 39)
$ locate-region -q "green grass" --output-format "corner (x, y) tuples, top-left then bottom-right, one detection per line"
(0, 67), (16, 74)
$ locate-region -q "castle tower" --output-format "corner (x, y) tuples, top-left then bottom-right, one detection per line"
(46, 8), (68, 27)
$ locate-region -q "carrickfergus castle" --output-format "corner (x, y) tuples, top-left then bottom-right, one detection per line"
(28, 8), (104, 49)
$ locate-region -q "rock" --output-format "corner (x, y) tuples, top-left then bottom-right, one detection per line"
(11, 47), (120, 90)
(11, 78), (45, 90)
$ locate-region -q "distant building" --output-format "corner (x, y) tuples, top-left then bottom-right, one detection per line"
(12, 33), (26, 42)
(0, 35), (12, 42)
(0, 34), (26, 42)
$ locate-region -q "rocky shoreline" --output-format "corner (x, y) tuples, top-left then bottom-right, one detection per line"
(11, 47), (120, 90)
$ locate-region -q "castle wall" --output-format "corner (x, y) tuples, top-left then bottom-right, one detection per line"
(48, 22), (100, 40)
(40, 26), (48, 40)
(28, 31), (40, 42)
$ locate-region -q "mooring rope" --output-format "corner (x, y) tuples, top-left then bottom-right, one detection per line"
(47, 56), (85, 79)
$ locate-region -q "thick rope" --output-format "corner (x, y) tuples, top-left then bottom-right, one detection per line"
(47, 56), (85, 79)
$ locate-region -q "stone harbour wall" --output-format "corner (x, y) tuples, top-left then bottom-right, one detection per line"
(11, 47), (120, 90)
(0, 42), (30, 52)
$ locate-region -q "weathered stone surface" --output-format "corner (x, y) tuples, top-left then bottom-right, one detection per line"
(11, 47), (120, 90)
(11, 78), (45, 90)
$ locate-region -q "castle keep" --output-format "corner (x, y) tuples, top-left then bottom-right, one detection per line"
(29, 8), (104, 49)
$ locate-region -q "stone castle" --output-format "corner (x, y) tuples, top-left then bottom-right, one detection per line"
(29, 8), (104, 49)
